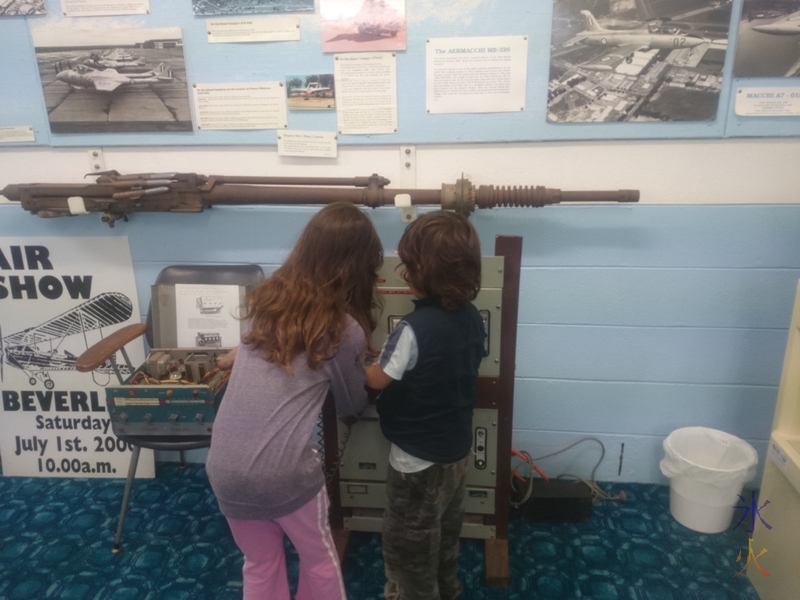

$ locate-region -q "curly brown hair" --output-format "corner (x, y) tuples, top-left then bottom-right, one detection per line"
(397, 210), (481, 310)
(242, 203), (383, 370)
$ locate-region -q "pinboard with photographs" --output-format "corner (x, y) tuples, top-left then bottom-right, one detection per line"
(0, 0), (798, 148)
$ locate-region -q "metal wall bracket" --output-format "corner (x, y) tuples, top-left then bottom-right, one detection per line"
(88, 148), (105, 173)
(394, 193), (416, 223)
(399, 145), (416, 188)
(397, 145), (417, 222)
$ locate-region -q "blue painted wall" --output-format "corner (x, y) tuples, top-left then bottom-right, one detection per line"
(2, 0), (800, 147)
(2, 201), (798, 484)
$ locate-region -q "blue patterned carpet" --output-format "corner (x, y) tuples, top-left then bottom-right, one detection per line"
(0, 464), (760, 599)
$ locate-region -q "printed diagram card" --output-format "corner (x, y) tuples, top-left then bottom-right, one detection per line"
(174, 284), (242, 348)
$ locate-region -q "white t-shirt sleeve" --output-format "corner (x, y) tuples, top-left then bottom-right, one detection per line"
(378, 321), (418, 381)
(378, 321), (431, 472)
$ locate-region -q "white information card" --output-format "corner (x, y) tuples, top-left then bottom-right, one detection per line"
(735, 87), (800, 117)
(206, 16), (300, 43)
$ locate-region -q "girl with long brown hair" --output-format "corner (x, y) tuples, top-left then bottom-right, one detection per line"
(206, 202), (383, 600)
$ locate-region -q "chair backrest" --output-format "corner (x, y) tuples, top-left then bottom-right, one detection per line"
(145, 264), (265, 348)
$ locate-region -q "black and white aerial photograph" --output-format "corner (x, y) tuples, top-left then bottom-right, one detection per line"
(0, 0), (44, 16)
(31, 26), (193, 134)
(192, 0), (314, 16)
(733, 0), (800, 77)
(547, 0), (732, 123)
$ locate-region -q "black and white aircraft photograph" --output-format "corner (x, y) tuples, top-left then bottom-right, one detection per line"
(192, 0), (314, 16)
(0, 0), (45, 16)
(31, 26), (193, 134)
(733, 0), (800, 77)
(547, 0), (732, 123)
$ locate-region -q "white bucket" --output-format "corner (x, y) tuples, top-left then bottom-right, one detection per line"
(668, 477), (745, 534)
(660, 427), (758, 534)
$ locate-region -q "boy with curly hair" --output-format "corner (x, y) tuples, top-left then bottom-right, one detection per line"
(366, 210), (485, 600)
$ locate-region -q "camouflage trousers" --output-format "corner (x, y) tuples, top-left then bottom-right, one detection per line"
(382, 456), (469, 600)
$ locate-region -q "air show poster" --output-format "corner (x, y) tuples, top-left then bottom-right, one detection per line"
(30, 25), (193, 134)
(0, 237), (153, 479)
(547, 0), (733, 123)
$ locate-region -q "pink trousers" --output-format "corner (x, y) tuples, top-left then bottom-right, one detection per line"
(226, 487), (346, 600)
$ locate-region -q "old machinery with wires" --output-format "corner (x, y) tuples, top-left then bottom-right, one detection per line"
(103, 283), (246, 438)
(323, 237), (522, 586)
(333, 255), (502, 527)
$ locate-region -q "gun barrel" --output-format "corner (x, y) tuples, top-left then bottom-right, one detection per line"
(202, 184), (442, 208)
(559, 190), (640, 203)
(2, 172), (640, 226)
(203, 175), (390, 188)
(473, 184), (639, 208)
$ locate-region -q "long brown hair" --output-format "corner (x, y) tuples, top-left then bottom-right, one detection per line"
(397, 211), (481, 310)
(242, 203), (383, 370)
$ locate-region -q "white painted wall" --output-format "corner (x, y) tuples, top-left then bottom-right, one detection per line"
(2, 139), (800, 485)
(2, 137), (799, 207)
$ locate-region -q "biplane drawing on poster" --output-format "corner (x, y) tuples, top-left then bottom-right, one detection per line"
(0, 292), (134, 390)
(0, 237), (150, 479)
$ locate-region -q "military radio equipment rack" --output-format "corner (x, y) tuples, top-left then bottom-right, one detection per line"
(322, 235), (522, 587)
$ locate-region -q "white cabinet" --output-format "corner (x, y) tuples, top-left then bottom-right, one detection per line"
(750, 281), (800, 597)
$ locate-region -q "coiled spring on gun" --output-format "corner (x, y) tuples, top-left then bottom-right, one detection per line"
(475, 184), (557, 209)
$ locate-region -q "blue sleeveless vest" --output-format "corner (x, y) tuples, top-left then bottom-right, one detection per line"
(377, 296), (485, 463)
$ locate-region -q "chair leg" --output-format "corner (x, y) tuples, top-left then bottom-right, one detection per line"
(179, 450), (186, 468)
(112, 444), (141, 553)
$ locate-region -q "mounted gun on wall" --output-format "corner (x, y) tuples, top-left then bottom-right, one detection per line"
(1, 171), (639, 227)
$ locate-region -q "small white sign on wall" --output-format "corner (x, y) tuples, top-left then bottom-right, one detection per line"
(735, 87), (800, 117)
(426, 35), (528, 114)
(278, 130), (338, 158)
(193, 82), (289, 130)
(334, 52), (398, 135)
(207, 16), (300, 43)
(61, 0), (150, 16)
(0, 126), (35, 143)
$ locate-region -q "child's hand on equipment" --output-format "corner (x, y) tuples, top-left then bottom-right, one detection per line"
(218, 347), (237, 369)
(365, 363), (394, 390)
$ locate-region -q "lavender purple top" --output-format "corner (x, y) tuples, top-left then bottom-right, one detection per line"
(206, 316), (368, 520)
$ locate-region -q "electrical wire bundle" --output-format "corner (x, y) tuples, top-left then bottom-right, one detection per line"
(510, 437), (627, 506)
